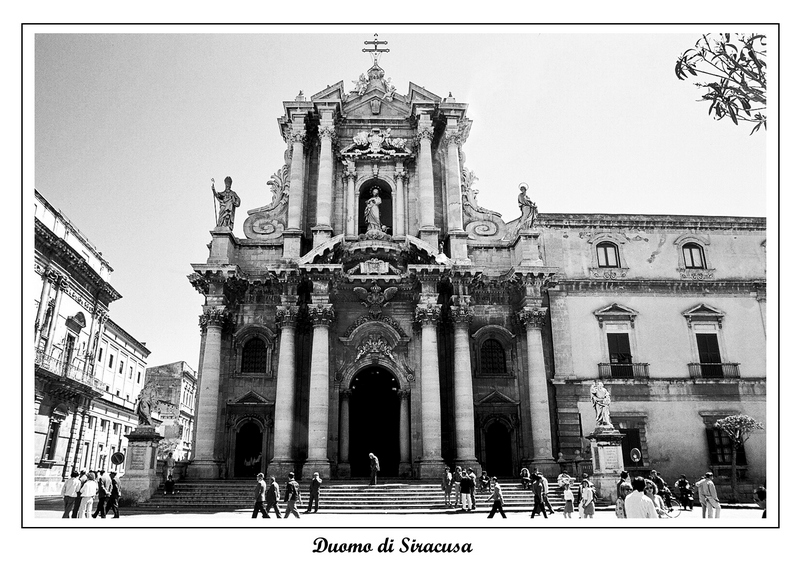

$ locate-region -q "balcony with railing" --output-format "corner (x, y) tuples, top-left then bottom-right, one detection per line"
(688, 362), (741, 379)
(598, 362), (650, 379)
(35, 348), (104, 391)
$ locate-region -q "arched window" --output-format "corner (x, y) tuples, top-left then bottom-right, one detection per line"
(596, 242), (619, 268)
(480, 339), (507, 374)
(241, 338), (267, 373)
(683, 243), (706, 269)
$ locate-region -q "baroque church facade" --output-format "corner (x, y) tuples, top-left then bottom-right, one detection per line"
(187, 54), (767, 487)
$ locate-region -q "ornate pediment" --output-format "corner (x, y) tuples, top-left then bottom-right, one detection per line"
(593, 303), (639, 328)
(682, 303), (725, 327)
(340, 128), (411, 159)
(231, 390), (270, 405)
(476, 388), (519, 406)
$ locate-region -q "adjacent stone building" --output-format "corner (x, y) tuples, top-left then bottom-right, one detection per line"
(145, 361), (198, 461)
(34, 190), (150, 495)
(187, 50), (767, 489)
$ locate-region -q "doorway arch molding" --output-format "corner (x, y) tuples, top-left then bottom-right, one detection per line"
(337, 319), (414, 390)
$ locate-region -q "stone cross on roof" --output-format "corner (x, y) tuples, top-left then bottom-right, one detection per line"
(362, 33), (389, 65)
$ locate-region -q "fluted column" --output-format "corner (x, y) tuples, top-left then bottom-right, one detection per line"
(414, 303), (446, 477)
(303, 304), (335, 479)
(344, 161), (357, 237)
(270, 306), (298, 477)
(394, 164), (406, 237)
(339, 389), (351, 465)
(313, 121), (335, 247)
(189, 307), (229, 478)
(398, 389), (411, 476)
(416, 118), (436, 230)
(445, 130), (464, 233)
(452, 301), (479, 470)
(519, 307), (555, 466)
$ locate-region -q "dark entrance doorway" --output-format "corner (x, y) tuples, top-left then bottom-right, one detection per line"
(349, 366), (400, 477)
(234, 421), (263, 478)
(484, 421), (513, 477)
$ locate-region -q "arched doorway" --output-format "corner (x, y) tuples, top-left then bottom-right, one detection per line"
(234, 421), (263, 478)
(349, 366), (400, 477)
(484, 421), (513, 477)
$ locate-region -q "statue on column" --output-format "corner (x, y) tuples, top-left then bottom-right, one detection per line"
(364, 187), (383, 232)
(590, 380), (612, 428)
(517, 183), (538, 230)
(212, 176), (241, 229)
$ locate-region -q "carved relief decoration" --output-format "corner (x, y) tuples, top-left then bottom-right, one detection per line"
(340, 128), (410, 160)
(242, 165), (290, 240)
(461, 167), (507, 240)
(353, 283), (398, 316)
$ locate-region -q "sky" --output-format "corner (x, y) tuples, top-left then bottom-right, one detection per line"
(30, 25), (773, 371)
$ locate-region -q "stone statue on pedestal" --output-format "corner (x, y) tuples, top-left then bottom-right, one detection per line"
(135, 381), (158, 426)
(590, 380), (612, 428)
(212, 176), (241, 230)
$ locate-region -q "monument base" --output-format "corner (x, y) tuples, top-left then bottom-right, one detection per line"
(122, 427), (163, 504)
(586, 426), (626, 502)
(418, 457), (446, 480)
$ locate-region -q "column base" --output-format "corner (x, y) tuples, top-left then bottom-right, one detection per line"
(336, 462), (351, 478)
(301, 459), (331, 481)
(418, 458), (446, 480)
(398, 461), (413, 478)
(185, 459), (224, 480)
(267, 458), (298, 482)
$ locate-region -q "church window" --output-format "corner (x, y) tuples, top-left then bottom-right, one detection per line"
(42, 420), (61, 461)
(683, 243), (706, 268)
(241, 337), (267, 373)
(596, 242), (619, 268)
(479, 339), (507, 374)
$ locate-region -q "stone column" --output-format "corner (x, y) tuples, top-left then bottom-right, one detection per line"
(44, 276), (66, 355)
(35, 269), (57, 342)
(393, 164), (406, 238)
(417, 117), (435, 229)
(519, 307), (555, 468)
(303, 304), (334, 480)
(452, 301), (479, 471)
(284, 128), (306, 259)
(344, 161), (357, 237)
(414, 303), (446, 478)
(269, 306), (298, 479)
(339, 389), (351, 464)
(313, 119), (335, 247)
(188, 307), (228, 479)
(444, 129), (464, 233)
(398, 389), (411, 476)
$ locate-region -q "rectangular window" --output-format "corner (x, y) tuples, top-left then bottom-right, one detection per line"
(706, 426), (747, 466)
(100, 419), (108, 432)
(118, 360), (124, 374)
(137, 371), (141, 383)
(696, 333), (723, 378)
(129, 367), (133, 379)
(108, 353), (114, 369)
(43, 421), (60, 461)
(98, 347), (104, 362)
(607, 333), (633, 377)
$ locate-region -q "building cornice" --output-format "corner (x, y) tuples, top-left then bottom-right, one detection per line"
(535, 213), (766, 232)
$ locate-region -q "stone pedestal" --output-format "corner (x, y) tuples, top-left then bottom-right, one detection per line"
(122, 427), (163, 504)
(586, 426), (625, 502)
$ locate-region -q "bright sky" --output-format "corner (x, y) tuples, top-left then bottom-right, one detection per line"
(31, 26), (772, 370)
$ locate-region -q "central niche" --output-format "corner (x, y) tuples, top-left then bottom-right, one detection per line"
(358, 178), (393, 236)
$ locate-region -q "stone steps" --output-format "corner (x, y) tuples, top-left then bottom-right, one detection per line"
(137, 479), (581, 512)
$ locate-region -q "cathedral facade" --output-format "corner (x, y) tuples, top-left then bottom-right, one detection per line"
(187, 57), (766, 488)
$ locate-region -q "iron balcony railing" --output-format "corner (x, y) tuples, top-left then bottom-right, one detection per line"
(688, 362), (741, 379)
(598, 362), (650, 379)
(35, 348), (104, 390)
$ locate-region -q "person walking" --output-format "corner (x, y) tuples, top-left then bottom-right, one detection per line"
(104, 472), (121, 518)
(531, 472), (548, 518)
(579, 479), (595, 519)
(369, 453), (380, 485)
(486, 478), (506, 519)
(78, 472), (99, 518)
(265, 475), (282, 518)
(696, 472), (721, 518)
(283, 472), (302, 518)
(252, 473), (269, 518)
(306, 472), (322, 513)
(60, 471), (81, 518)
(535, 469), (555, 514)
(441, 467), (453, 507)
(164, 452), (176, 481)
(92, 470), (111, 518)
(625, 476), (657, 518)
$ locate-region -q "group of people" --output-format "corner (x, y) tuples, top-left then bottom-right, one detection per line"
(60, 469), (121, 518)
(252, 471), (322, 518)
(441, 466), (484, 511)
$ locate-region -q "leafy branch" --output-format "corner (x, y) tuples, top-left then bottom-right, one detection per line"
(675, 33), (767, 134)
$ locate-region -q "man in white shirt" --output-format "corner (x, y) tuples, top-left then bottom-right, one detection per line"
(624, 476), (658, 518)
(696, 472), (721, 518)
(60, 471), (81, 518)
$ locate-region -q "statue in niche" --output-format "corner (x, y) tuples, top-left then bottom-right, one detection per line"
(212, 176), (241, 230)
(590, 380), (612, 428)
(364, 187), (383, 232)
(517, 183), (537, 231)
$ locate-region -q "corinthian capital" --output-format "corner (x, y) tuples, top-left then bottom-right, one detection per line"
(291, 132), (307, 145)
(308, 304), (335, 327)
(275, 306), (299, 329)
(518, 307), (548, 329)
(199, 307), (231, 330)
(416, 127), (434, 143)
(414, 303), (441, 326)
(444, 130), (462, 146)
(318, 125), (336, 141)
(450, 304), (474, 325)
